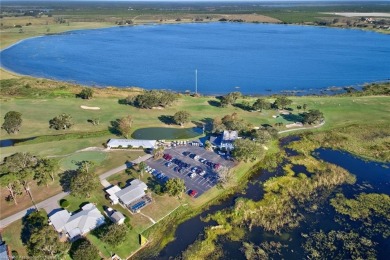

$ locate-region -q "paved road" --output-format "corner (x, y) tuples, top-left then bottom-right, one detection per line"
(0, 192), (68, 228)
(0, 153), (153, 229)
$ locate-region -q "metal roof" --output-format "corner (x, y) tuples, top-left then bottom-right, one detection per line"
(115, 179), (147, 206)
(107, 139), (156, 149)
(49, 203), (105, 240)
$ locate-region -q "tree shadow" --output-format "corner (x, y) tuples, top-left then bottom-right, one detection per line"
(191, 120), (204, 128)
(232, 102), (251, 111)
(200, 117), (214, 132)
(280, 113), (303, 123)
(158, 115), (174, 125)
(207, 100), (221, 107)
(146, 177), (164, 195)
(59, 170), (77, 192)
(108, 119), (121, 135)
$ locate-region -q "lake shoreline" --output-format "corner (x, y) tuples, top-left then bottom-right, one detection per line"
(2, 23), (389, 95)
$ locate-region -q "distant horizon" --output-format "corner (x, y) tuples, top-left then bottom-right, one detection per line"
(3, 0), (390, 2)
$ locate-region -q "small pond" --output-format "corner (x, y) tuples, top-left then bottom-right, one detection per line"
(0, 137), (36, 147)
(131, 127), (203, 140)
(155, 145), (390, 259)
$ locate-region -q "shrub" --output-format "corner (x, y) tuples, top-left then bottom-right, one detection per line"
(60, 199), (70, 208)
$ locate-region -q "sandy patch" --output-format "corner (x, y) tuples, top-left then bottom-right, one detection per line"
(286, 122), (304, 128)
(219, 14), (281, 23)
(324, 12), (390, 18)
(81, 105), (100, 110)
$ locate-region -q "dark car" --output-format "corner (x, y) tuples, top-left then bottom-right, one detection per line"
(182, 151), (191, 156)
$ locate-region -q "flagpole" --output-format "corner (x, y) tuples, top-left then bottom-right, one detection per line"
(195, 69), (198, 95)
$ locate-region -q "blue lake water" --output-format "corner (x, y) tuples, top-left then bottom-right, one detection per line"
(1, 23), (390, 94)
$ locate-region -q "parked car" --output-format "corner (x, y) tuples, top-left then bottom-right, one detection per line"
(165, 162), (172, 167)
(188, 190), (198, 197)
(182, 151), (191, 156)
(214, 163), (222, 170)
(189, 154), (196, 159)
(189, 172), (196, 179)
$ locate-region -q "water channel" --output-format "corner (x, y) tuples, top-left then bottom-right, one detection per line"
(155, 140), (390, 259)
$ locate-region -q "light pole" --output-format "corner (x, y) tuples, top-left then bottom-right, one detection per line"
(195, 69), (198, 95)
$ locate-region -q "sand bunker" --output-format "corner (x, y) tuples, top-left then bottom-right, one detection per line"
(81, 105), (100, 110)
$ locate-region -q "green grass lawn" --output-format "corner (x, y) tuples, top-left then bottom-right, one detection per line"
(60, 151), (108, 171)
(87, 229), (140, 259)
(0, 219), (28, 257)
(1, 95), (388, 143)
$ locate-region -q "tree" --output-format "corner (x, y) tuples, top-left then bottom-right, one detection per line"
(98, 224), (128, 246)
(153, 146), (164, 160)
(302, 109), (324, 125)
(173, 111), (191, 126)
(2, 152), (37, 173)
(71, 239), (99, 260)
(118, 115), (133, 138)
(49, 113), (73, 130)
(78, 88), (93, 99)
(165, 178), (186, 198)
(2, 111), (22, 134)
(27, 225), (69, 258)
(0, 173), (22, 205)
(220, 92), (242, 107)
(273, 96), (293, 109)
(138, 161), (147, 178)
(89, 117), (100, 126)
(204, 140), (213, 151)
(70, 161), (99, 198)
(303, 103), (308, 111)
(2, 152), (37, 204)
(252, 99), (271, 112)
(296, 105), (302, 112)
(35, 158), (59, 184)
(232, 139), (265, 162)
(217, 166), (232, 187)
(212, 117), (226, 133)
(128, 90), (178, 109)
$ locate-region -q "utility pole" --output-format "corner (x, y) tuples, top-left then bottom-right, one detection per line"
(195, 69), (198, 95)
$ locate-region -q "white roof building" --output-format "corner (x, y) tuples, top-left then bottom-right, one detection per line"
(107, 139), (156, 149)
(115, 179), (147, 206)
(49, 203), (105, 241)
(221, 130), (239, 150)
(105, 185), (121, 205)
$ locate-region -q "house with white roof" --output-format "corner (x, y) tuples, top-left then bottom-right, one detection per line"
(210, 130), (239, 150)
(105, 179), (148, 208)
(106, 139), (156, 149)
(49, 203), (105, 241)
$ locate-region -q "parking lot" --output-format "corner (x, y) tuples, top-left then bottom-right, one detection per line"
(146, 145), (236, 198)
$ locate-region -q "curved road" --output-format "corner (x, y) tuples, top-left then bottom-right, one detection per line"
(0, 154), (152, 228)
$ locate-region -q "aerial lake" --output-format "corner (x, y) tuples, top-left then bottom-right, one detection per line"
(1, 23), (390, 94)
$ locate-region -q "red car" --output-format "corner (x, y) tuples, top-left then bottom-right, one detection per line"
(188, 190), (198, 197)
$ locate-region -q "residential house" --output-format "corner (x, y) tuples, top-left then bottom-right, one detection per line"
(49, 203), (105, 241)
(105, 180), (151, 212)
(0, 236), (10, 260)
